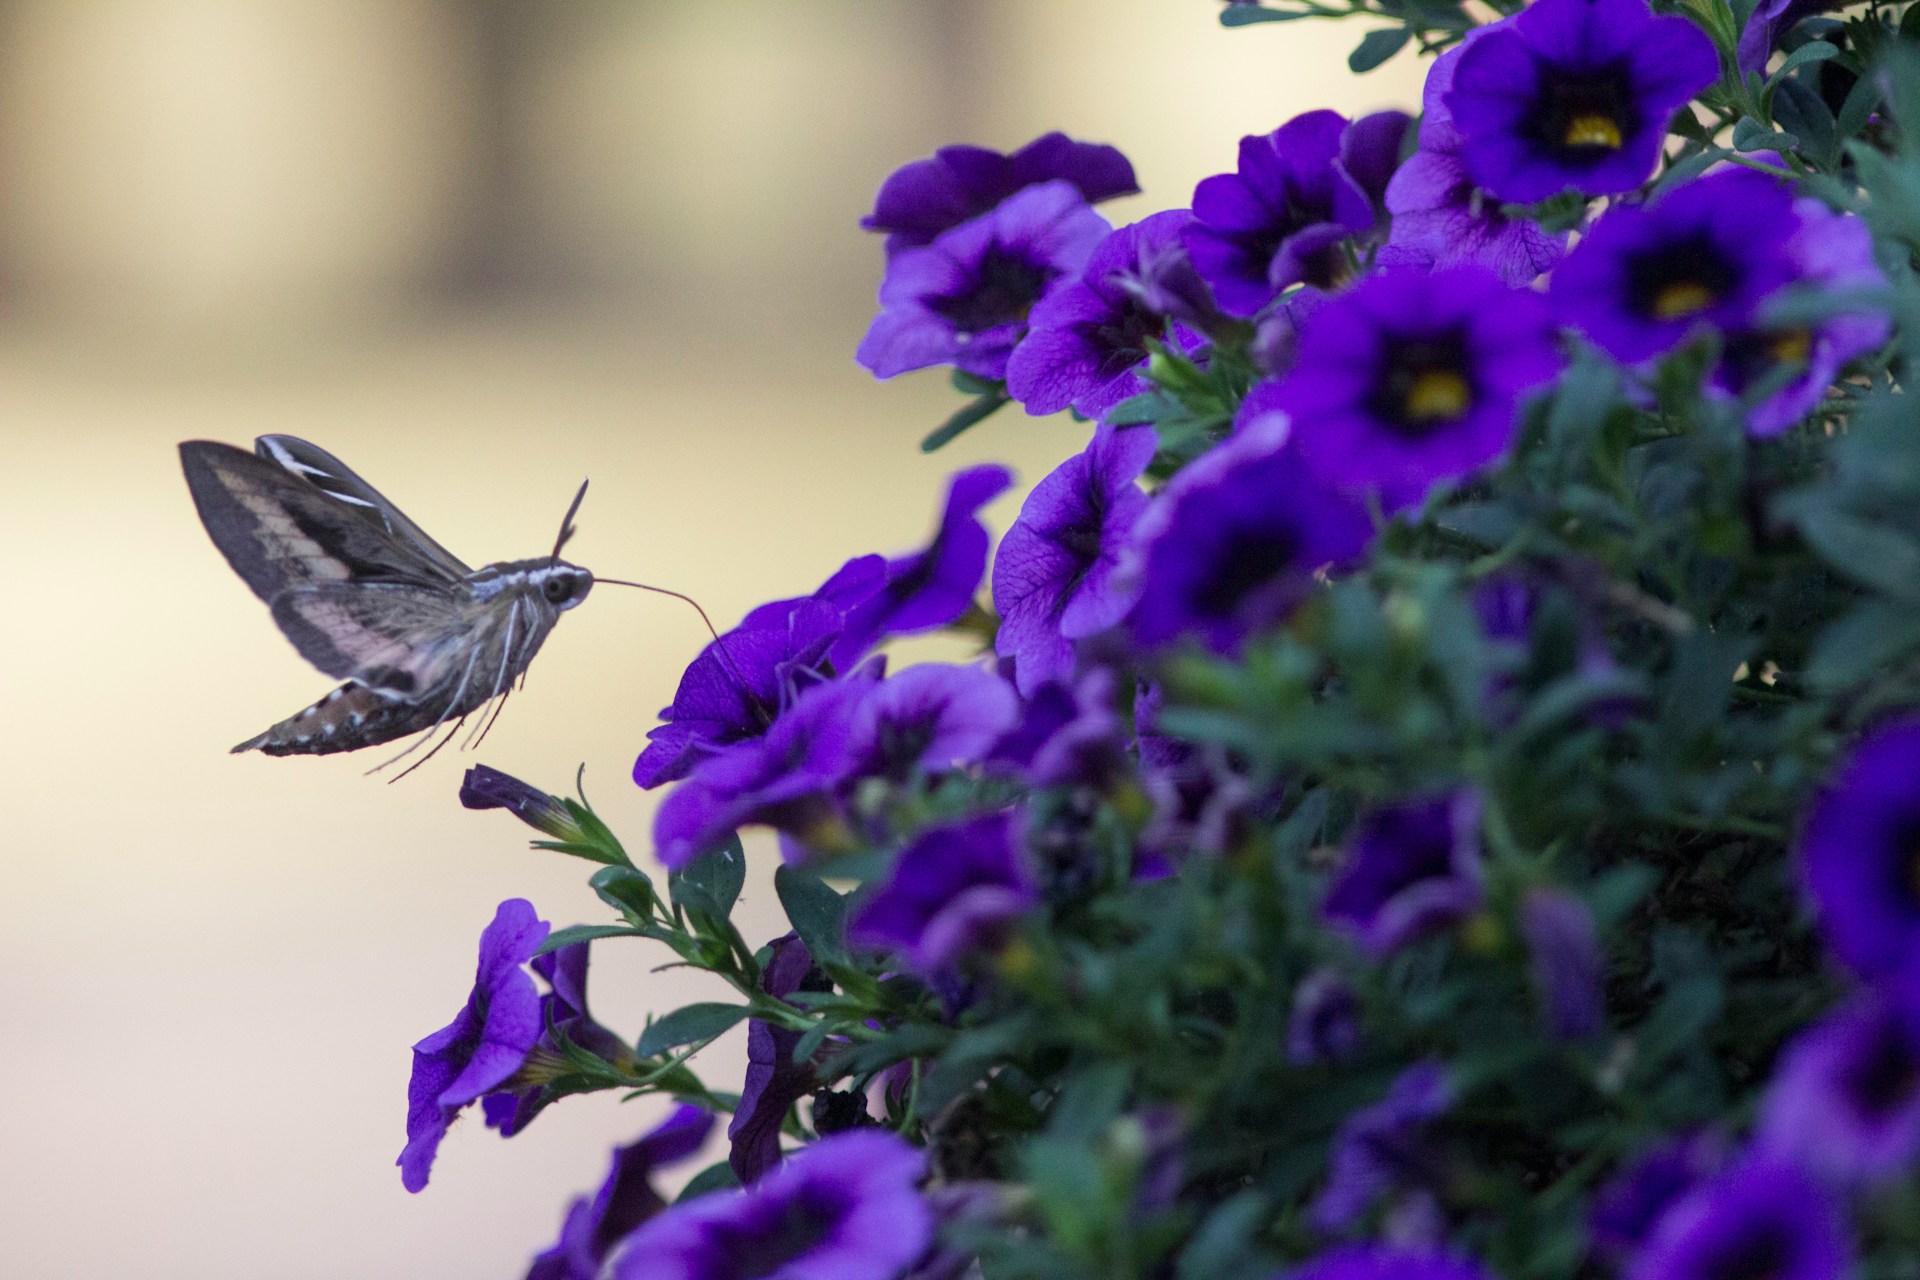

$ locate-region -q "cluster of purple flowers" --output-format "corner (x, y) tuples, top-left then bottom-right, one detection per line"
(390, 1), (1920, 1276)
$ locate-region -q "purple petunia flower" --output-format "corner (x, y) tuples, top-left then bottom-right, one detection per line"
(1182, 110), (1404, 317)
(1711, 199), (1889, 437)
(1249, 286), (1330, 378)
(858, 181), (1110, 382)
(1738, 1), (1838, 79)
(1589, 1135), (1723, 1257)
(831, 464), (1014, 669)
(1323, 792), (1485, 957)
(607, 1129), (932, 1280)
(1446, 0), (1718, 204)
(847, 663), (1020, 782)
(1289, 1245), (1494, 1280)
(1311, 1061), (1452, 1231)
(1288, 968), (1363, 1066)
(1379, 31), (1569, 286)
(483, 943), (631, 1137)
(526, 1105), (716, 1280)
(730, 933), (827, 1184)
(993, 422), (1155, 693)
(1799, 717), (1920, 980)
(1628, 1158), (1851, 1280)
(848, 812), (1039, 973)
(1136, 685), (1256, 864)
(1027, 667), (1131, 792)
(1520, 887), (1606, 1040)
(862, 132), (1138, 256)
(1123, 415), (1373, 655)
(632, 587), (860, 790)
(1006, 211), (1204, 418)
(1755, 983), (1920, 1186)
(399, 899), (550, 1192)
(652, 671), (876, 868)
(1551, 170), (1801, 365)
(1245, 265), (1562, 511)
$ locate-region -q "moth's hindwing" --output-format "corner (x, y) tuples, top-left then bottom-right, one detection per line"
(269, 581), (470, 691)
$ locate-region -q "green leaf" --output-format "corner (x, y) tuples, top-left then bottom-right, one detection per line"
(1348, 26), (1409, 74)
(1769, 39), (1839, 84)
(1219, 2), (1310, 24)
(774, 865), (849, 968)
(636, 1002), (751, 1057)
(921, 390), (1010, 453)
(1731, 116), (1798, 153)
(536, 923), (645, 955)
(670, 833), (748, 920)
(1781, 502), (1920, 602)
(1837, 64), (1883, 140)
(675, 1159), (741, 1202)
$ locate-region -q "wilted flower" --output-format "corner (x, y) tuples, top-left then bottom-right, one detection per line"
(1311, 1061), (1452, 1231)
(1799, 716), (1920, 980)
(858, 181), (1110, 382)
(1288, 968), (1363, 1066)
(526, 1105), (716, 1280)
(1551, 171), (1800, 365)
(848, 812), (1039, 973)
(1520, 887), (1606, 1040)
(1756, 984), (1920, 1187)
(1182, 109), (1404, 316)
(993, 422), (1155, 693)
(729, 933), (827, 1184)
(1245, 265), (1561, 511)
(862, 132), (1137, 255)
(607, 1129), (932, 1280)
(1124, 415), (1373, 655)
(847, 663), (1020, 782)
(1738, 1), (1838, 79)
(399, 899), (550, 1192)
(831, 464), (1014, 668)
(1323, 792), (1485, 956)
(1446, 0), (1718, 204)
(1380, 30), (1568, 286)
(1006, 211), (1205, 418)
(1628, 1158), (1851, 1280)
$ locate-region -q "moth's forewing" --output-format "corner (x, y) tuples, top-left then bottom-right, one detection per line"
(253, 436), (470, 578)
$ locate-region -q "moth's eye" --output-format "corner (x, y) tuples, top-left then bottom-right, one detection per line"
(543, 575), (572, 604)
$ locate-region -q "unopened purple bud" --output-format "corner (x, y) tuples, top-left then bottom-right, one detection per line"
(460, 765), (580, 842)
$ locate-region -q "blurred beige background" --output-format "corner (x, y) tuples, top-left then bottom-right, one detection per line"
(0, 3), (1421, 1276)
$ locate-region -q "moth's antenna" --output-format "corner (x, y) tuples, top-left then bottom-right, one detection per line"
(594, 576), (757, 699)
(551, 478), (589, 565)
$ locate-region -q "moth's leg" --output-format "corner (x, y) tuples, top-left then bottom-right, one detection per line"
(366, 645), (485, 779)
(389, 712), (470, 782)
(462, 597), (523, 752)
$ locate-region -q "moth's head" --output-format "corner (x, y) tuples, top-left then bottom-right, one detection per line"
(537, 562), (594, 611)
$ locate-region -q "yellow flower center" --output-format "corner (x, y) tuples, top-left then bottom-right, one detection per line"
(1651, 280), (1717, 321)
(1563, 114), (1623, 149)
(1403, 369), (1472, 422)
(1770, 328), (1813, 364)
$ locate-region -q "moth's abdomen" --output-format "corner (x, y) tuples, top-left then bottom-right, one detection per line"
(233, 682), (424, 756)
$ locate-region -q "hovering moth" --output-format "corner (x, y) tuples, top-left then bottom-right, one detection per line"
(180, 435), (596, 767)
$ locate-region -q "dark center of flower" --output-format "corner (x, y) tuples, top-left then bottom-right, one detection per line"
(716, 1184), (846, 1278)
(1527, 63), (1640, 166)
(876, 713), (941, 779)
(1718, 327), (1814, 393)
(1843, 1016), (1920, 1123)
(933, 245), (1055, 335)
(1195, 527), (1301, 618)
(1700, 1221), (1794, 1280)
(1085, 298), (1167, 379)
(1367, 331), (1477, 436)
(1624, 235), (1738, 324)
